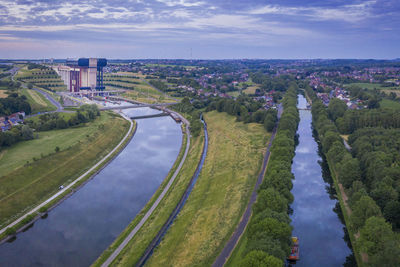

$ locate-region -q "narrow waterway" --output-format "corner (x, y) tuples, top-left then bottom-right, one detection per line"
(0, 106), (182, 267)
(137, 118), (208, 266)
(290, 95), (353, 266)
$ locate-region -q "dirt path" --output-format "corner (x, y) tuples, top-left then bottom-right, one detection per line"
(338, 183), (352, 215)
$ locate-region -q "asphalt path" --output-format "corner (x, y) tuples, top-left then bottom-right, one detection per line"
(33, 88), (63, 112)
(212, 104), (283, 267)
(101, 112), (190, 267)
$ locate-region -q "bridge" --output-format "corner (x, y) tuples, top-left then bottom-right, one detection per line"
(99, 103), (174, 111)
(130, 112), (170, 120)
(298, 108), (311, 111)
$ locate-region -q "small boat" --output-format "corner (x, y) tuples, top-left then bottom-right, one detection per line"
(288, 237), (299, 262)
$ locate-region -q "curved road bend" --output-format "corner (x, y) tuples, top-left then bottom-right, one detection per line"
(0, 112), (134, 236)
(102, 112), (190, 267)
(212, 104), (283, 267)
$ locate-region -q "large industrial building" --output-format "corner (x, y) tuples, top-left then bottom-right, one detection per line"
(54, 58), (107, 92)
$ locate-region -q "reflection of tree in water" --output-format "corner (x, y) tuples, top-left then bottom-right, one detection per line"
(312, 125), (357, 267)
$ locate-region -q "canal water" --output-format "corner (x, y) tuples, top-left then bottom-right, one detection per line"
(290, 95), (353, 266)
(0, 107), (182, 267)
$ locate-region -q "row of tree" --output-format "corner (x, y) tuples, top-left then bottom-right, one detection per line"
(240, 84), (299, 266)
(335, 108), (400, 134)
(306, 86), (400, 266)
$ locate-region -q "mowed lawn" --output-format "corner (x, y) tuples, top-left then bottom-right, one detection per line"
(146, 111), (270, 267)
(0, 112), (129, 227)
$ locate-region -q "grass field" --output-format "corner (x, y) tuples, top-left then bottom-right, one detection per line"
(243, 85), (259, 95)
(379, 98), (400, 109)
(345, 82), (400, 91)
(0, 112), (129, 227)
(227, 91), (240, 97)
(92, 125), (203, 266)
(19, 88), (56, 113)
(145, 111), (270, 267)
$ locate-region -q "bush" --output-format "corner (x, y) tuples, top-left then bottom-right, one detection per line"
(5, 227), (16, 236)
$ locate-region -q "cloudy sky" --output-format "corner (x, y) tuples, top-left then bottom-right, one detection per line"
(0, 0), (399, 59)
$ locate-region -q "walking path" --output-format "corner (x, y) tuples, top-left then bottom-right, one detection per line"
(0, 112), (134, 235)
(212, 104), (283, 267)
(101, 112), (190, 267)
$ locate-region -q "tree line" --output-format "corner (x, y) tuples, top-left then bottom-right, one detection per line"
(306, 86), (400, 266)
(27, 104), (100, 131)
(1, 105), (100, 150)
(239, 84), (299, 266)
(0, 93), (31, 116)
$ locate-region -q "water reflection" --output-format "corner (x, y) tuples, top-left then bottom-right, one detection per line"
(289, 95), (353, 267)
(0, 107), (182, 267)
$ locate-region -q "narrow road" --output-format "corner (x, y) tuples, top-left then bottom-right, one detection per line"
(212, 104), (283, 267)
(101, 112), (191, 267)
(0, 113), (134, 236)
(11, 67), (64, 115)
(33, 88), (63, 112)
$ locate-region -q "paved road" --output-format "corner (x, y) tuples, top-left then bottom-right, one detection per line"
(0, 113), (134, 236)
(33, 88), (63, 112)
(212, 104), (283, 267)
(10, 66), (64, 114)
(101, 112), (190, 267)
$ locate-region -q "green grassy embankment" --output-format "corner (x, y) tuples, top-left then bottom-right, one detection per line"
(19, 88), (57, 113)
(92, 123), (202, 266)
(0, 112), (130, 228)
(145, 111), (270, 267)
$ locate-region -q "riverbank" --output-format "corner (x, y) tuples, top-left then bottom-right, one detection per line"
(0, 111), (134, 241)
(145, 111), (270, 267)
(93, 116), (203, 266)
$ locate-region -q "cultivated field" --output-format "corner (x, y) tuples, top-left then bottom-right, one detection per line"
(0, 112), (129, 227)
(146, 111), (269, 267)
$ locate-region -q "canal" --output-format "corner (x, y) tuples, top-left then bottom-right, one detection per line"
(290, 95), (353, 266)
(0, 106), (182, 267)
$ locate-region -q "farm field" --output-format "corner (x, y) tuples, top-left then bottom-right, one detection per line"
(146, 111), (270, 267)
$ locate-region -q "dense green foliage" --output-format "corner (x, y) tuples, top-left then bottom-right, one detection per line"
(0, 93), (31, 116)
(205, 95), (278, 132)
(336, 108), (400, 134)
(240, 84), (299, 264)
(0, 124), (34, 148)
(306, 86), (400, 265)
(27, 104), (100, 131)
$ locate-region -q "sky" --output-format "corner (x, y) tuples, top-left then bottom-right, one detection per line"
(0, 0), (399, 59)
